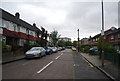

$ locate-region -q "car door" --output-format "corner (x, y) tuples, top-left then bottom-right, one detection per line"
(41, 48), (45, 56)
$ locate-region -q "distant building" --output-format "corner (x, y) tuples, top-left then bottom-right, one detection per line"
(59, 37), (71, 42)
(80, 38), (89, 45)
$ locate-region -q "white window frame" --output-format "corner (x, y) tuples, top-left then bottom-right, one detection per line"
(118, 33), (120, 38)
(111, 35), (114, 39)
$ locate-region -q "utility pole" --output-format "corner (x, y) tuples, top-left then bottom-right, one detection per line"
(101, 0), (104, 67)
(77, 29), (80, 52)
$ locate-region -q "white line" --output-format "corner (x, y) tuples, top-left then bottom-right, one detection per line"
(61, 53), (63, 55)
(37, 61), (53, 74)
(55, 56), (60, 60)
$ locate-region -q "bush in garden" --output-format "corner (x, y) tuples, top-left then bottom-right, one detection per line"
(24, 44), (41, 52)
(104, 44), (117, 53)
(84, 46), (91, 53)
(2, 41), (12, 52)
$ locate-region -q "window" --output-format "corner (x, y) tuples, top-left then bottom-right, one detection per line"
(17, 26), (20, 32)
(3, 20), (9, 29)
(104, 36), (106, 39)
(30, 32), (33, 36)
(39, 34), (41, 38)
(26, 29), (29, 34)
(20, 27), (26, 33)
(0, 18), (2, 27)
(19, 39), (26, 46)
(0, 27), (3, 34)
(13, 24), (17, 31)
(111, 35), (114, 39)
(118, 33), (120, 38)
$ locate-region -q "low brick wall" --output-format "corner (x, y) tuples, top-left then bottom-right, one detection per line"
(2, 49), (25, 63)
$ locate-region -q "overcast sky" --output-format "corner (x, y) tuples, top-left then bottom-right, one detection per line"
(1, 0), (119, 41)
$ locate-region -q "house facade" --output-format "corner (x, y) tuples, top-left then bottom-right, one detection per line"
(59, 37), (71, 42)
(80, 38), (89, 45)
(0, 8), (48, 48)
(87, 27), (120, 52)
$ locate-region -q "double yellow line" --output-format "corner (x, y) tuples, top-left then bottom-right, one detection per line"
(82, 57), (94, 67)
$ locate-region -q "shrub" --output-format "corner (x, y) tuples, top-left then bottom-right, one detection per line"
(84, 46), (91, 53)
(2, 41), (12, 52)
(104, 44), (117, 53)
(24, 44), (41, 52)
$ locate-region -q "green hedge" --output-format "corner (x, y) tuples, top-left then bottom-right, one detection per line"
(24, 44), (41, 52)
(104, 53), (120, 66)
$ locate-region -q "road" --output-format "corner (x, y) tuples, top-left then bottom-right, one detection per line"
(2, 49), (109, 79)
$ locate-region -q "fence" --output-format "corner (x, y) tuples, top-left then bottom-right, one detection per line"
(104, 52), (120, 66)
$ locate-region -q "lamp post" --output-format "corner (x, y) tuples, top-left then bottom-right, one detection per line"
(101, 0), (104, 67)
(77, 29), (80, 52)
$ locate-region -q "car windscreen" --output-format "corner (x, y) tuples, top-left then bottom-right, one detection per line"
(30, 47), (41, 51)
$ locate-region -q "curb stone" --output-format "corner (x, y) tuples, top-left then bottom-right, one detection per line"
(2, 57), (25, 64)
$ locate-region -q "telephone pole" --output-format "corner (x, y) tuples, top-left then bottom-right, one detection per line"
(77, 29), (80, 52)
(101, 0), (104, 67)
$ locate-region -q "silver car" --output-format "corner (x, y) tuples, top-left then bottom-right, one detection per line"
(25, 47), (46, 59)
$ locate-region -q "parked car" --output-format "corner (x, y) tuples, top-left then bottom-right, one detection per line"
(25, 47), (46, 59)
(72, 47), (77, 51)
(89, 47), (99, 55)
(57, 47), (62, 51)
(45, 47), (53, 55)
(50, 47), (58, 53)
(61, 47), (65, 50)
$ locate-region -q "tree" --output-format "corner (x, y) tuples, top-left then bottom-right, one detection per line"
(98, 36), (103, 59)
(58, 40), (65, 47)
(65, 41), (72, 46)
(73, 41), (77, 47)
(50, 30), (60, 46)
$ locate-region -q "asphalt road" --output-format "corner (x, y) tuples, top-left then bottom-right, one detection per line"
(2, 49), (110, 79)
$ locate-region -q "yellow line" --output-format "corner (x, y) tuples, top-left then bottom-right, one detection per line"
(82, 57), (94, 67)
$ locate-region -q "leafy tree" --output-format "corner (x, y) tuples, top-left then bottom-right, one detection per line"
(50, 30), (60, 46)
(73, 41), (77, 47)
(65, 41), (72, 46)
(104, 44), (117, 53)
(98, 36), (117, 59)
(58, 40), (65, 47)
(98, 36), (103, 59)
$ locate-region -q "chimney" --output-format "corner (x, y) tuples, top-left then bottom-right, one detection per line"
(33, 23), (36, 27)
(15, 12), (20, 19)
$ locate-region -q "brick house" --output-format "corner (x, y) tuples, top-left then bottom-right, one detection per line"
(0, 8), (48, 48)
(88, 27), (120, 52)
(88, 27), (117, 46)
(106, 28), (120, 52)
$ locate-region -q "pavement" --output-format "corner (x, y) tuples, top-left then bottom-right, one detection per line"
(2, 53), (25, 64)
(80, 52), (120, 81)
(2, 49), (110, 80)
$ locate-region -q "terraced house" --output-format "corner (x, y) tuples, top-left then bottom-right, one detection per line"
(0, 8), (48, 49)
(88, 27), (120, 52)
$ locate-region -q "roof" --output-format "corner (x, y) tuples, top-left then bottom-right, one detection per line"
(1, 8), (41, 32)
(107, 28), (120, 35)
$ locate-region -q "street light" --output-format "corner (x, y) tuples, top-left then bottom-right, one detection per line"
(77, 29), (80, 52)
(101, 0), (104, 67)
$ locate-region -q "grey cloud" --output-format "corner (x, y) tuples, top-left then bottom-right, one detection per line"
(1, 1), (118, 41)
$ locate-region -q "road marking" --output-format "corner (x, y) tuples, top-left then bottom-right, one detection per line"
(61, 53), (63, 55)
(73, 64), (79, 67)
(37, 61), (53, 74)
(55, 56), (60, 60)
(82, 57), (94, 67)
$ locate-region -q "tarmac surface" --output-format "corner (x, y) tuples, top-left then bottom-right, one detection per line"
(2, 49), (110, 80)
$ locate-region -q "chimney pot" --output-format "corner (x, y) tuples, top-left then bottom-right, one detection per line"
(15, 12), (20, 19)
